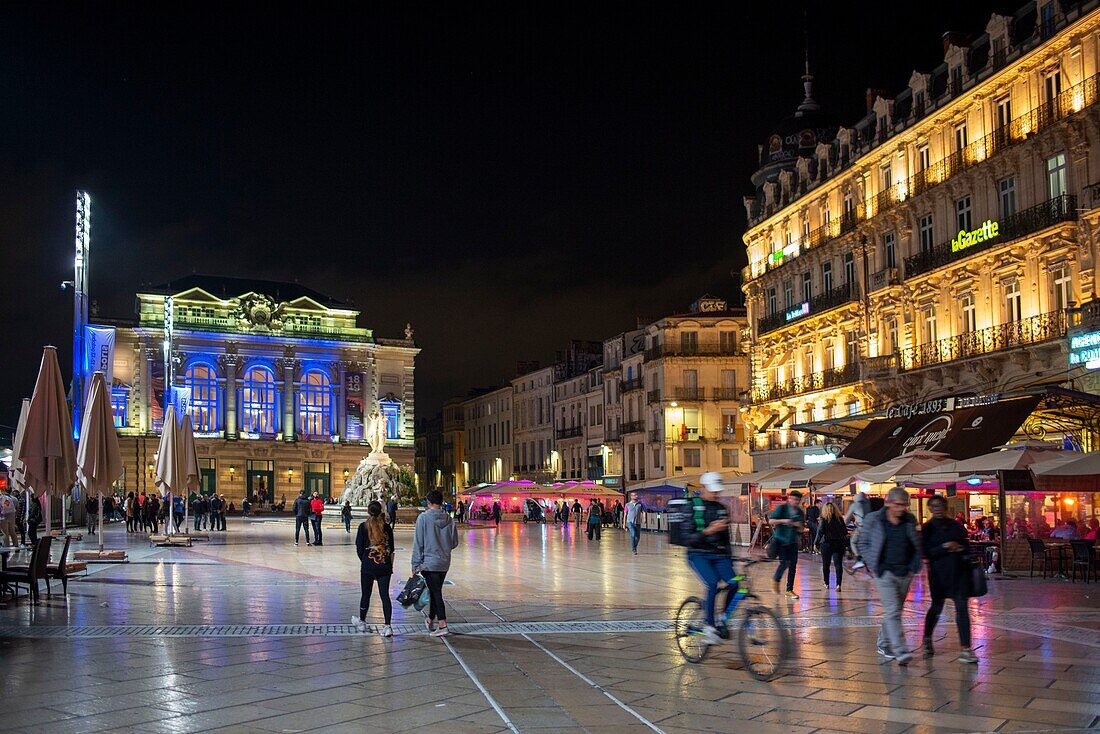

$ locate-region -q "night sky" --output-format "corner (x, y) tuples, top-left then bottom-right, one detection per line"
(0, 1), (1018, 435)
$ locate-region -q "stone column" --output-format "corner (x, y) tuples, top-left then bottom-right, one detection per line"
(220, 353), (239, 439)
(338, 361), (348, 440)
(141, 344), (153, 433)
(281, 357), (297, 442)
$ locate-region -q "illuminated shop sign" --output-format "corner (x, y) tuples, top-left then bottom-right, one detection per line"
(950, 219), (1000, 253)
(803, 453), (836, 465)
(785, 302), (809, 321)
(1069, 329), (1100, 369)
(768, 251), (784, 266)
(886, 393), (1001, 418)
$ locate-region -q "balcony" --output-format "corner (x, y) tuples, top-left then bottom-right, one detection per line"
(644, 343), (740, 360)
(868, 267), (899, 292)
(646, 389), (662, 403)
(620, 377), (644, 393)
(605, 428), (622, 442)
(621, 420), (645, 435)
(898, 309), (1070, 372)
(754, 432), (829, 452)
(751, 362), (861, 404)
(555, 426), (583, 440)
(749, 72), (1099, 280)
(712, 387), (740, 401)
(758, 282), (859, 335)
(649, 430), (661, 443)
(672, 387), (705, 401)
(904, 195), (1077, 279)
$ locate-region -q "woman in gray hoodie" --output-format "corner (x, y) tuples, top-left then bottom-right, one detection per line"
(411, 490), (459, 637)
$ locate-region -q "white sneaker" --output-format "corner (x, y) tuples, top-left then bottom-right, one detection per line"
(425, 615), (436, 632)
(380, 625), (393, 637)
(430, 626), (450, 637)
(351, 616), (366, 633)
(853, 560), (866, 570)
(701, 625), (723, 646)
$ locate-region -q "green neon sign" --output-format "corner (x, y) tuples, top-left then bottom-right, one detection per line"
(950, 219), (1000, 253)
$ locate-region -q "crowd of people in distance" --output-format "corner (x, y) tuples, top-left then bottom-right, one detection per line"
(1004, 515), (1099, 540)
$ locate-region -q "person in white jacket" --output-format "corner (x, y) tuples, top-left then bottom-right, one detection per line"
(411, 490), (459, 637)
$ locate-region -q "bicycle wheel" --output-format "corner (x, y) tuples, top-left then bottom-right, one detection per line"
(674, 596), (711, 664)
(738, 604), (789, 681)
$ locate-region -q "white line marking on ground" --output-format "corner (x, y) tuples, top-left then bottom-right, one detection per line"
(440, 633), (520, 734)
(479, 602), (666, 734)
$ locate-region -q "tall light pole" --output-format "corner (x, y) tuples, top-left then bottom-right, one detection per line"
(71, 191), (91, 436)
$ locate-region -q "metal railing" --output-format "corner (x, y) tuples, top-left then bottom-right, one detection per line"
(904, 194), (1077, 278)
(672, 387), (705, 401)
(758, 282), (859, 334)
(646, 389), (661, 403)
(750, 72), (1099, 277)
(605, 428), (622, 442)
(621, 420), (645, 435)
(754, 432), (828, 452)
(751, 362), (861, 403)
(555, 426), (583, 440)
(712, 387), (740, 401)
(644, 343), (740, 360)
(620, 377), (644, 393)
(868, 267), (899, 292)
(649, 430), (661, 444)
(898, 309), (1070, 371)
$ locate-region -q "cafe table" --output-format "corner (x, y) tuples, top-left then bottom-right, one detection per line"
(1045, 540), (1072, 578)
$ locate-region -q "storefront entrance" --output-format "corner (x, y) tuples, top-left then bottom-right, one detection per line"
(247, 460), (274, 505)
(199, 458), (217, 496)
(304, 462), (331, 501)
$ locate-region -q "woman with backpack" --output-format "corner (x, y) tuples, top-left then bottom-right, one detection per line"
(586, 499), (602, 540)
(815, 501), (848, 591)
(352, 500), (395, 637)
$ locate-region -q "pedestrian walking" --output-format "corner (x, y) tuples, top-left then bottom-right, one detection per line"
(293, 491), (312, 546)
(85, 496), (98, 535)
(219, 495), (228, 530)
(173, 496), (185, 533)
(572, 499), (583, 529)
(26, 494), (41, 547)
(342, 500), (353, 534)
(858, 487), (921, 666)
(491, 501), (501, 527)
(386, 495), (398, 526)
(769, 490), (805, 599)
(845, 491), (871, 569)
(625, 492), (644, 554)
(586, 498), (602, 540)
(352, 500), (395, 636)
(310, 492), (325, 546)
(922, 495), (978, 663)
(806, 499), (822, 555)
(815, 501), (848, 590)
(613, 500), (624, 528)
(125, 492), (135, 532)
(0, 490), (19, 547)
(411, 489), (459, 637)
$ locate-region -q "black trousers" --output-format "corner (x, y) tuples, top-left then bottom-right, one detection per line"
(422, 570), (448, 621)
(773, 541), (798, 591)
(360, 570), (393, 624)
(821, 540), (844, 586)
(923, 589), (972, 647)
(295, 516), (311, 543)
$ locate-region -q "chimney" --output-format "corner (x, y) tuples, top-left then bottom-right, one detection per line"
(866, 88), (890, 114)
(942, 31), (970, 54)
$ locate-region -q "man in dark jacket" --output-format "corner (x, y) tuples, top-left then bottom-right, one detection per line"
(805, 500), (822, 556)
(857, 487), (921, 665)
(922, 495), (977, 663)
(293, 491), (312, 546)
(680, 472), (741, 646)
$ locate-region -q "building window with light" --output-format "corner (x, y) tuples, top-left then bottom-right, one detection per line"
(1052, 264), (1072, 310)
(1005, 280), (1023, 323)
(240, 365), (277, 434)
(184, 363), (219, 432)
(110, 386), (129, 429)
(999, 177), (1016, 218)
(923, 307), (938, 344)
(961, 294), (976, 333)
(767, 288), (777, 315)
(1047, 153), (1067, 199)
(883, 232), (895, 269)
(298, 370), (332, 437)
(955, 196), (972, 232)
(381, 400), (400, 439)
(919, 214), (934, 253)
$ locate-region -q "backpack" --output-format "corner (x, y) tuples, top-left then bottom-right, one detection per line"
(668, 497), (705, 547)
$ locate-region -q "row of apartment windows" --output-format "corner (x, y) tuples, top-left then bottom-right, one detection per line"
(466, 420), (511, 451)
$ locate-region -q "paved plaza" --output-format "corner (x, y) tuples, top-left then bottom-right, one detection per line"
(4, 518), (1100, 734)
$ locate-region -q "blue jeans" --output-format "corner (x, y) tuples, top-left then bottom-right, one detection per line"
(687, 552), (740, 627)
(343, 516), (351, 533)
(628, 523), (641, 552)
(295, 516), (311, 544)
(311, 516), (323, 544)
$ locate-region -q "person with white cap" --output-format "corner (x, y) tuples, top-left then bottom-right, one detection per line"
(675, 472), (738, 645)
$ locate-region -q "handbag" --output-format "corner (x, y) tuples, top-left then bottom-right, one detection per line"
(968, 561), (988, 598)
(765, 535), (780, 559)
(413, 584), (431, 612)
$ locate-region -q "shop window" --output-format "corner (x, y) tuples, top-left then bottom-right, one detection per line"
(184, 363), (219, 433)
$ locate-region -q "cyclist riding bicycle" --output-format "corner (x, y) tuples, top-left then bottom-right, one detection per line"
(678, 472), (745, 646)
(844, 491), (870, 569)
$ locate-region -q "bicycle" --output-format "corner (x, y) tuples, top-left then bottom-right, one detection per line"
(674, 558), (791, 680)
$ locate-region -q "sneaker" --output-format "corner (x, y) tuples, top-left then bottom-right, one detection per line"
(922, 638), (934, 657)
(701, 625), (723, 645)
(958, 649), (979, 664)
(306, 542), (312, 546)
(430, 627), (450, 637)
(876, 646), (896, 661)
(896, 653), (912, 666)
(835, 586), (842, 593)
(380, 625), (393, 638)
(294, 542), (299, 547)
(351, 616), (366, 633)
(853, 560), (866, 570)
(633, 549), (638, 555)
(785, 591), (800, 600)
(425, 616), (436, 632)
(823, 582), (829, 588)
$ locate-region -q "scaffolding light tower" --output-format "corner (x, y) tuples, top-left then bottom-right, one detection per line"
(72, 191), (91, 436)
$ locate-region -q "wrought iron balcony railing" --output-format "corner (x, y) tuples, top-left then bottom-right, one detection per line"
(646, 389), (662, 404)
(649, 430), (661, 444)
(620, 377), (644, 393)
(644, 343), (740, 360)
(555, 426), (583, 440)
(898, 309), (1070, 371)
(904, 194), (1077, 278)
(672, 387), (705, 401)
(621, 420), (646, 435)
(758, 282), (859, 335)
(751, 362), (861, 404)
(711, 387), (740, 401)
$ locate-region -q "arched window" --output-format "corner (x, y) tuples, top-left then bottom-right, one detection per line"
(380, 399), (400, 439)
(184, 363), (219, 432)
(240, 365), (277, 434)
(298, 370), (332, 436)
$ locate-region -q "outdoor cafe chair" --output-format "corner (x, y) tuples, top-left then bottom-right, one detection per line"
(1027, 538), (1061, 578)
(0, 536), (52, 602)
(1069, 540), (1097, 584)
(44, 535), (79, 595)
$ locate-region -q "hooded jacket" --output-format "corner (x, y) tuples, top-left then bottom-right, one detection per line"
(857, 507), (922, 578)
(411, 507), (459, 573)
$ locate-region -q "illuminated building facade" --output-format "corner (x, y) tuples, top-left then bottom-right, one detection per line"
(511, 366), (556, 481)
(99, 275), (417, 504)
(463, 386), (513, 484)
(742, 1), (1100, 469)
(415, 397), (466, 498)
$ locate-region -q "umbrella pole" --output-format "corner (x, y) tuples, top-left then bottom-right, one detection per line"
(184, 494), (190, 536)
(61, 489), (67, 536)
(24, 489), (30, 547)
(98, 491), (104, 553)
(167, 491), (173, 538)
(996, 470), (1008, 577)
(44, 494), (51, 536)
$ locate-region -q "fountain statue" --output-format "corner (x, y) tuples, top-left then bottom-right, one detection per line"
(339, 409), (397, 506)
